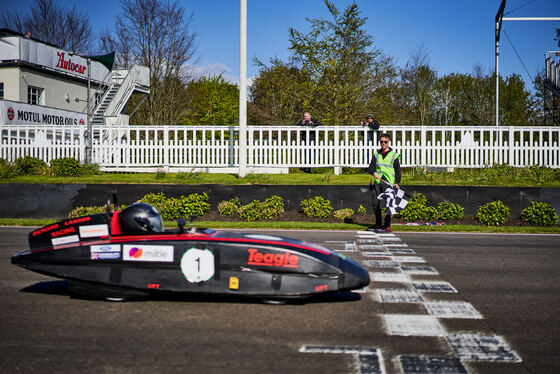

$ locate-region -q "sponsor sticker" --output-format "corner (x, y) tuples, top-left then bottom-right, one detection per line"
(247, 248), (299, 268)
(181, 248), (215, 283)
(51, 235), (79, 246)
(90, 244), (121, 260)
(80, 224), (109, 238)
(123, 245), (174, 262)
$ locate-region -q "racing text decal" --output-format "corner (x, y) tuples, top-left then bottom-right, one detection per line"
(247, 248), (299, 268)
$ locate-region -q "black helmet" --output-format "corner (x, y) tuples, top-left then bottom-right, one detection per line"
(118, 203), (163, 233)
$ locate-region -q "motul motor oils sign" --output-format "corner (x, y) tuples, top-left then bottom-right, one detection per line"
(0, 99), (86, 126)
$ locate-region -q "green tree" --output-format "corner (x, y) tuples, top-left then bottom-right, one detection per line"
(180, 75), (238, 126)
(287, 0), (393, 125)
(250, 58), (311, 125)
(500, 73), (536, 126)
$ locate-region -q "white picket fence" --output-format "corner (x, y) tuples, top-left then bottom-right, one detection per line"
(1, 124), (559, 173)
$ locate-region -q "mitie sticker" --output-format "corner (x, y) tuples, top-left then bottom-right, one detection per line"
(123, 245), (174, 262)
(247, 248), (299, 268)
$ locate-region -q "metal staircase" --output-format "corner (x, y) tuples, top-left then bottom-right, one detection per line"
(544, 52), (560, 125)
(545, 51), (560, 97)
(91, 65), (150, 126)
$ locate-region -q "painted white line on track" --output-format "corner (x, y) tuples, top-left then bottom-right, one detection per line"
(363, 252), (390, 257)
(299, 346), (385, 374)
(388, 248), (416, 254)
(383, 243), (409, 247)
(377, 288), (424, 303)
(399, 355), (468, 374)
(425, 301), (483, 319)
(367, 260), (400, 268)
(384, 314), (446, 336)
(412, 281), (458, 293)
(445, 334), (522, 362)
(371, 272), (411, 283)
(402, 266), (438, 275)
(393, 256), (426, 263)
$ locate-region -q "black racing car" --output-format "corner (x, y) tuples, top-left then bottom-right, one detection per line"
(12, 198), (370, 302)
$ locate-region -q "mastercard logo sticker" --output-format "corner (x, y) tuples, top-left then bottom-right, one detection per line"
(129, 247), (143, 258)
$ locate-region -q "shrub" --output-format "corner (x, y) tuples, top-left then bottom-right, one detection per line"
(399, 202), (438, 222)
(159, 193), (211, 220)
(218, 199), (241, 216)
(238, 200), (264, 221)
(301, 196), (332, 218)
(155, 167), (167, 179)
(50, 157), (81, 176)
(333, 208), (354, 222)
(81, 162), (101, 175)
(0, 161), (19, 178)
(398, 193), (435, 222)
(357, 205), (367, 215)
(14, 156), (48, 175)
(140, 192), (167, 212)
(521, 201), (558, 226)
(68, 205), (107, 218)
(139, 192), (210, 220)
(409, 193), (428, 206)
(175, 170), (202, 182)
(476, 200), (510, 226)
(262, 195), (284, 219)
(437, 201), (464, 220)
(68, 204), (127, 218)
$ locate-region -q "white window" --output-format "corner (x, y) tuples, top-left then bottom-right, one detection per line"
(28, 86), (43, 105)
(0, 82), (4, 99)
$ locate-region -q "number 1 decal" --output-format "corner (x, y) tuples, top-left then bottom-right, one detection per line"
(180, 248), (215, 283)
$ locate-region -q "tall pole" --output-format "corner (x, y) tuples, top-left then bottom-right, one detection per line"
(495, 0), (506, 126)
(495, 19), (500, 126)
(238, 0), (247, 177)
(87, 57), (92, 163)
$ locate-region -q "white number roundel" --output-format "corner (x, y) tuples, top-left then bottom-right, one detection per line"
(180, 248), (215, 283)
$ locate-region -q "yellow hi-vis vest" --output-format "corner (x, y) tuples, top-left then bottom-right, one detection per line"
(374, 149), (400, 185)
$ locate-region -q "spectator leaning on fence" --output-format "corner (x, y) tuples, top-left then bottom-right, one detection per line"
(366, 133), (401, 232)
(297, 112), (322, 173)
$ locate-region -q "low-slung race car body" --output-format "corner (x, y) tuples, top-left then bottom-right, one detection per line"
(12, 201), (370, 301)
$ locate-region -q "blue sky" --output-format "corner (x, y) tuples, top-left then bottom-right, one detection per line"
(3, 0), (560, 89)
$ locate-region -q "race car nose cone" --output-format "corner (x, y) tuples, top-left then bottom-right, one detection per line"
(342, 257), (370, 290)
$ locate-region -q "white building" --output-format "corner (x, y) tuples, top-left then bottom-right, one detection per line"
(0, 29), (149, 128)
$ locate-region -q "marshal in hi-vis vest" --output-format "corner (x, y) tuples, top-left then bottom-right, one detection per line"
(373, 149), (400, 185)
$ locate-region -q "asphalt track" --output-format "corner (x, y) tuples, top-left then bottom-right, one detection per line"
(1, 227), (559, 374)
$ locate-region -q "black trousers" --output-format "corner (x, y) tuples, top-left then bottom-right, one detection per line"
(371, 182), (392, 227)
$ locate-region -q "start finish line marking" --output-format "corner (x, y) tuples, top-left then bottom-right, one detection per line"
(402, 266), (439, 275)
(299, 346), (384, 374)
(371, 272), (411, 283)
(425, 301), (483, 319)
(445, 333), (522, 362)
(385, 314), (446, 336)
(399, 355), (468, 374)
(377, 288), (424, 303)
(413, 281), (457, 293)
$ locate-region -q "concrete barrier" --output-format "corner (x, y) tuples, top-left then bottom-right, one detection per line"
(1, 183), (558, 222)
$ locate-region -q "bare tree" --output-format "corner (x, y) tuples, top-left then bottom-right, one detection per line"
(100, 0), (198, 125)
(0, 0), (93, 53)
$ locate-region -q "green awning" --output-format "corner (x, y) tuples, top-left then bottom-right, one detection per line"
(89, 51), (115, 71)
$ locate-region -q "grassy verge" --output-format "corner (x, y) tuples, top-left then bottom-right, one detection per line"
(1, 218), (558, 234)
(1, 165), (559, 187)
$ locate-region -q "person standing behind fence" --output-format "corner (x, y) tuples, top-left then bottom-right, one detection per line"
(297, 112), (322, 173)
(366, 133), (401, 232)
(361, 114), (380, 146)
